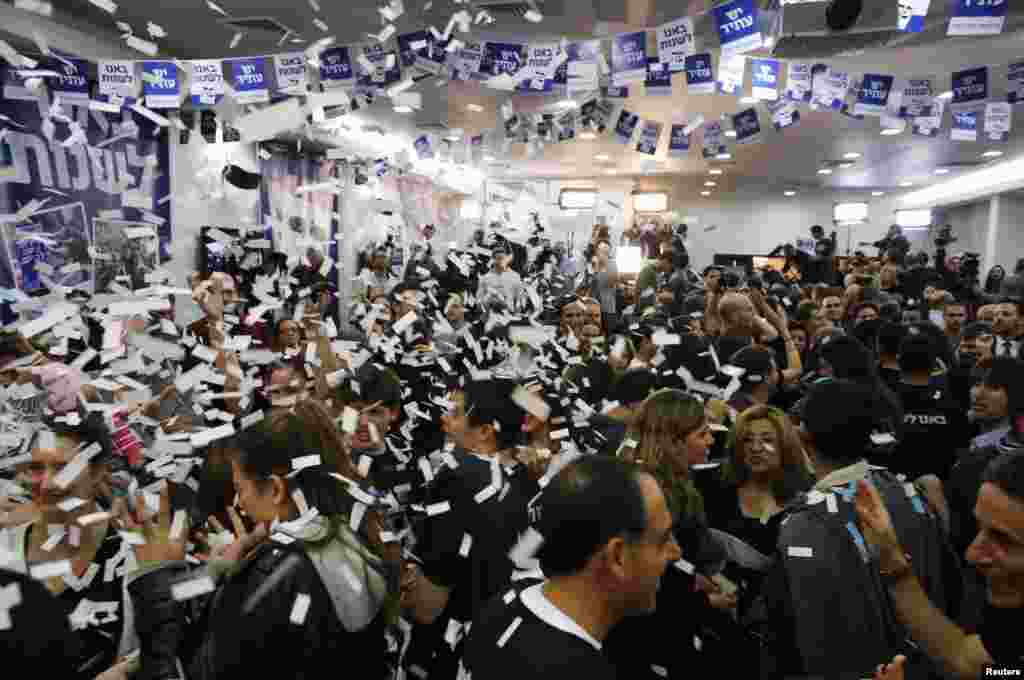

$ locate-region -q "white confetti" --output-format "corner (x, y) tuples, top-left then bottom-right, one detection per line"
(88, 0), (117, 12)
(290, 593), (311, 624)
(230, 32), (244, 49)
(171, 576), (216, 601)
(30, 559), (71, 580)
(206, 0), (228, 15)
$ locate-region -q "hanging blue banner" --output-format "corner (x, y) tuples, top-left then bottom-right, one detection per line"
(398, 30), (447, 78)
(141, 61), (179, 109)
(714, 0), (762, 58)
(645, 58), (672, 96)
(685, 53), (714, 94)
(1008, 61), (1024, 104)
(357, 44), (402, 90)
(854, 74), (894, 116)
(668, 124), (691, 157)
(786, 63), (812, 103)
(951, 111), (978, 141)
(899, 0), (930, 32)
(948, 0), (1006, 35)
(611, 31), (648, 85)
(702, 121), (727, 159)
(732, 107), (762, 144)
(484, 42), (524, 77)
(951, 66), (988, 113)
(49, 58), (89, 104)
(319, 47), (353, 88)
(750, 58), (779, 101)
(231, 57), (269, 105)
(614, 109), (640, 144)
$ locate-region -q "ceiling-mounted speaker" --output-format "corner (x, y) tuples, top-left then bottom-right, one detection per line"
(826, 0), (863, 31)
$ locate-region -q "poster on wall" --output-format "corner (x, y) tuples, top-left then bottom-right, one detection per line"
(714, 0), (763, 57)
(685, 53), (714, 94)
(612, 31), (648, 85)
(786, 62), (812, 102)
(0, 203), (93, 293)
(656, 17), (696, 72)
(0, 69), (172, 294)
(91, 219), (160, 291)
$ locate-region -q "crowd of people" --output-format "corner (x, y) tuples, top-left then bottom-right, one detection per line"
(0, 217), (1023, 680)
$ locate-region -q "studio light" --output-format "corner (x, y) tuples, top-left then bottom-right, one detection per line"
(709, 169), (724, 175)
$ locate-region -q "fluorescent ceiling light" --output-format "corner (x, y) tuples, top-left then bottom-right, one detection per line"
(559, 189), (597, 210)
(466, 103), (484, 112)
(460, 199), (482, 220)
(818, 168), (833, 175)
(700, 191), (711, 196)
(901, 155), (1024, 207)
(633, 192), (669, 212)
(842, 152), (861, 160)
(880, 128), (902, 136)
(872, 191), (885, 196)
(725, 130), (738, 137)
(483, 154), (495, 161)
(556, 99), (578, 110)
(838, 162), (855, 169)
(595, 153), (610, 161)
(934, 167), (950, 175)
(704, 180), (717, 186)
(716, 152), (732, 160)
(898, 180), (914, 187)
(895, 208), (932, 227)
(937, 91), (953, 100)
(392, 105), (414, 113)
(834, 202), (869, 223)
(739, 96), (758, 104)
(982, 150), (1004, 158)
(784, 190), (796, 196)
(709, 168), (723, 175)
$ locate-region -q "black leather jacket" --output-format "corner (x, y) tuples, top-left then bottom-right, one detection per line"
(129, 540), (385, 680)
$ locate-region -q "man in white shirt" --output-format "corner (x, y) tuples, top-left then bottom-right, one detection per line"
(477, 245), (523, 310)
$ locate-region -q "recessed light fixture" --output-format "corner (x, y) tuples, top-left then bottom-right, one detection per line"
(578, 131), (596, 140)
(898, 181), (914, 187)
(725, 130), (738, 138)
(595, 153), (610, 161)
(937, 91), (953, 100)
(982, 150), (1004, 158)
(739, 96), (758, 104)
(880, 128), (902, 136)
(392, 105), (414, 114)
(700, 190), (711, 196)
(704, 181), (717, 186)
(784, 190), (796, 196)
(709, 168), (723, 175)
(818, 168), (833, 175)
(872, 191), (885, 196)
(838, 162), (855, 169)
(934, 167), (950, 175)
(466, 104), (485, 112)
(716, 152), (732, 160)
(843, 152), (862, 160)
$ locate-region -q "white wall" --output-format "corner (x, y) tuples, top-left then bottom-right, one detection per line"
(996, 194), (1024, 273)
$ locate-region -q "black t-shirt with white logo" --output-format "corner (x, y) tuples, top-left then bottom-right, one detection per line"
(892, 383), (970, 480)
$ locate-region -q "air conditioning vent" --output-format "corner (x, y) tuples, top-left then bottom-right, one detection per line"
(217, 16), (296, 35)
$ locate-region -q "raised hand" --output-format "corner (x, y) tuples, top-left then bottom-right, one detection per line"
(207, 507), (268, 564)
(125, 484), (187, 565)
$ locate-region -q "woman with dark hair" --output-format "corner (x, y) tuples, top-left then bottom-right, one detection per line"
(122, 413), (393, 680)
(984, 265), (1006, 296)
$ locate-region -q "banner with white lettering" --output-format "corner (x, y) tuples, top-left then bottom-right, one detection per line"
(49, 59), (89, 104)
(319, 47), (354, 88)
(1007, 61), (1024, 104)
(951, 111), (978, 141)
(714, 0), (762, 57)
(645, 59), (671, 96)
(657, 17), (696, 72)
(668, 123), (691, 157)
(484, 42), (524, 78)
(273, 53), (308, 94)
(732, 108), (762, 144)
(414, 134), (434, 160)
(912, 97), (944, 136)
(702, 121), (727, 159)
(554, 40), (599, 97)
(614, 109), (640, 144)
(685, 53), (714, 94)
(97, 60), (138, 104)
(190, 59), (225, 107)
(449, 41), (484, 80)
(898, 76), (933, 117)
(750, 58), (779, 100)
(230, 57), (269, 105)
(717, 55), (745, 96)
(899, 0), (931, 31)
(521, 42), (562, 91)
(951, 66), (988, 114)
(612, 31), (648, 85)
(636, 120), (662, 155)
(948, 0), (1006, 35)
(141, 61), (179, 109)
(854, 73), (894, 116)
(605, 85), (629, 98)
(786, 62), (812, 103)
(984, 102), (1011, 141)
(768, 99), (800, 130)
(357, 44), (401, 90)
(398, 30), (447, 78)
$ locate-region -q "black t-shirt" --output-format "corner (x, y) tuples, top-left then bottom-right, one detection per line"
(892, 382), (970, 480)
(463, 580), (618, 680)
(0, 568), (79, 676)
(978, 603), (1024, 666)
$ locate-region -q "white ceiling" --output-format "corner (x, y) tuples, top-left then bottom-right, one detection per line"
(13, 0), (1024, 195)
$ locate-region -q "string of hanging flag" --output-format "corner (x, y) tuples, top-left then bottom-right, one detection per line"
(0, 0), (1015, 161)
